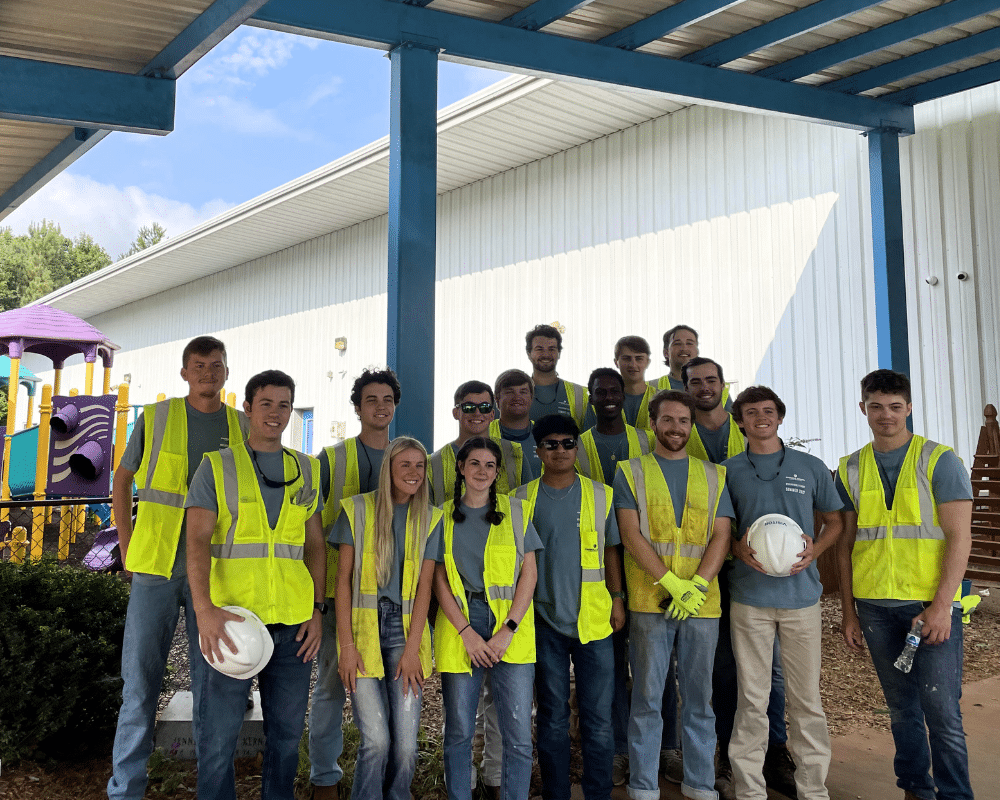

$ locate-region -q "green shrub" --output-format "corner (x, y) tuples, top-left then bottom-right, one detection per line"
(0, 556), (130, 763)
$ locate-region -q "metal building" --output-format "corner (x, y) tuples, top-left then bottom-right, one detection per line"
(30, 75), (1000, 467)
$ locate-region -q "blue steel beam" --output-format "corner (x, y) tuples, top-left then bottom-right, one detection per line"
(251, 0), (915, 132)
(868, 129), (910, 376)
(386, 43), (438, 449)
(0, 56), (174, 134)
(597, 0), (744, 50)
(882, 58), (1000, 105)
(682, 0), (885, 67)
(503, 0), (596, 31)
(823, 28), (1000, 94)
(758, 0), (1000, 81)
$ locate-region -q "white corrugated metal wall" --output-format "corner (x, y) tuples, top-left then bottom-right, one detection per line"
(33, 92), (998, 467)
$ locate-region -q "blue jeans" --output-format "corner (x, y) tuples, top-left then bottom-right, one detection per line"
(350, 599), (423, 800)
(628, 611), (719, 800)
(197, 623), (312, 800)
(108, 571), (205, 800)
(442, 598), (534, 800)
(856, 601), (972, 800)
(535, 615), (614, 800)
(308, 601), (346, 786)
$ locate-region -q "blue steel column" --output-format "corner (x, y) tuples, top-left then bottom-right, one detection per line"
(868, 128), (910, 376)
(387, 42), (438, 448)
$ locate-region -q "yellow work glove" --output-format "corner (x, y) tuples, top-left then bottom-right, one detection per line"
(960, 595), (981, 624)
(659, 572), (708, 619)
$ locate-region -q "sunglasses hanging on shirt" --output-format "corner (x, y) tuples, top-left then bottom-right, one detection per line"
(251, 447), (302, 488)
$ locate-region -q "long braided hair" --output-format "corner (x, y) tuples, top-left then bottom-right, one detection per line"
(451, 437), (505, 526)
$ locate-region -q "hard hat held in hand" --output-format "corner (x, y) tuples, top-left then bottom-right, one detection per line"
(746, 514), (806, 577)
(203, 606), (274, 679)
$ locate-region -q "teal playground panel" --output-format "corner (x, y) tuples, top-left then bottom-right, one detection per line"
(9, 426), (39, 498)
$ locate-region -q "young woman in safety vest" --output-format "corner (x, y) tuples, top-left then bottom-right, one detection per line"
(433, 436), (542, 800)
(331, 436), (444, 800)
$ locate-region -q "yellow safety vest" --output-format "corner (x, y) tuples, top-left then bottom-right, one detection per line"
(622, 383), (659, 430)
(205, 443), (320, 625)
(576, 425), (653, 485)
(563, 380), (589, 430)
(839, 436), (960, 603)
(656, 375), (731, 408)
(428, 436), (525, 505)
(686, 415), (745, 463)
(340, 492), (443, 679)
(319, 438), (363, 598)
(617, 454), (725, 617)
(513, 478), (613, 643)
(435, 494), (536, 672)
(128, 398), (247, 576)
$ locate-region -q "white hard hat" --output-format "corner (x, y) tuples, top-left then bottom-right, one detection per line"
(746, 514), (806, 577)
(203, 606), (274, 679)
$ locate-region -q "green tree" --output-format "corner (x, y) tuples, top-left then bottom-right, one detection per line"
(119, 222), (166, 259)
(0, 220), (112, 310)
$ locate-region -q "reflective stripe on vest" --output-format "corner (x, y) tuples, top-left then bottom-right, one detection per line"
(839, 437), (958, 602)
(686, 415), (746, 463)
(435, 495), (535, 671)
(430, 437), (523, 505)
(205, 443), (319, 625)
(515, 477), (613, 642)
(576, 425), (652, 485)
(620, 454), (725, 617)
(320, 439), (362, 598)
(564, 380), (589, 429)
(127, 399), (247, 577)
(622, 383), (658, 430)
(344, 492), (441, 678)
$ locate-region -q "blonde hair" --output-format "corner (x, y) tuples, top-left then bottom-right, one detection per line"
(373, 436), (430, 588)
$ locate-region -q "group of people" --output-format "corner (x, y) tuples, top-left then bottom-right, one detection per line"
(106, 324), (975, 800)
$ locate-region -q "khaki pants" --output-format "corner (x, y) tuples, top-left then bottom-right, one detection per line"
(729, 601), (831, 800)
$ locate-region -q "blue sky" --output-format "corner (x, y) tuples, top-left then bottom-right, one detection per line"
(5, 27), (509, 259)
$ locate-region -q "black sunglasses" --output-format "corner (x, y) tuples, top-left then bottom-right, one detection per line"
(540, 438), (577, 451)
(457, 401), (494, 414)
(251, 447), (302, 488)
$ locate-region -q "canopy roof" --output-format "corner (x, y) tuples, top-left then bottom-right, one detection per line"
(0, 304), (119, 367)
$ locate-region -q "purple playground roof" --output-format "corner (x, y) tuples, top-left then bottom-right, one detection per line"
(0, 304), (119, 367)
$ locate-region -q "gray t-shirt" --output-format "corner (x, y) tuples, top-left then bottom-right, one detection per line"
(834, 441), (971, 510)
(722, 447), (842, 610)
(589, 429), (632, 488)
(531, 478), (621, 638)
(319, 440), (384, 500)
(186, 448), (324, 530)
(121, 402), (237, 577)
(433, 502), (543, 594)
(329, 502), (443, 606)
(500, 422), (539, 479)
(613, 455), (735, 524)
(695, 421), (733, 465)
(623, 393), (644, 427)
(531, 380), (571, 424)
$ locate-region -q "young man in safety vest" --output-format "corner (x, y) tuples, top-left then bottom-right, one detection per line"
(492, 369), (539, 478)
(657, 325), (732, 411)
(577, 368), (653, 486)
(310, 367), (400, 799)
(724, 386), (843, 800)
(513, 413), (625, 800)
(108, 335), (247, 800)
(613, 389), (734, 800)
(683, 358), (744, 464)
(186, 369), (325, 800)
(428, 380), (529, 505)
(837, 369), (973, 800)
(614, 335), (658, 430)
(525, 324), (590, 430)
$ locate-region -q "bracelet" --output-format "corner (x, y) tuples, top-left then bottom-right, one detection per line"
(341, 641), (356, 650)
(458, 623), (472, 635)
(610, 591), (626, 600)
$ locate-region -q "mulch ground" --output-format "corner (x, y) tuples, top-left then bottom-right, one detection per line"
(2, 589), (997, 800)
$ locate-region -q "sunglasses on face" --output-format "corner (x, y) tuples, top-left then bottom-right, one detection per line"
(539, 438), (577, 451)
(457, 401), (494, 414)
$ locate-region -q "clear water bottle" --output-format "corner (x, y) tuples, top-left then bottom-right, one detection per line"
(894, 619), (925, 673)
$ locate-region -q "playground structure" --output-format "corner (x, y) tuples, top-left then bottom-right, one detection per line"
(0, 304), (128, 563)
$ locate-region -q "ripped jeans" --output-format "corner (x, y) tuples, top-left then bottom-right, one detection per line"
(441, 597), (534, 800)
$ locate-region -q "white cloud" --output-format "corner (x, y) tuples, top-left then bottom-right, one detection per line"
(3, 173), (232, 260)
(305, 76), (344, 108)
(188, 93), (310, 139)
(189, 29), (306, 86)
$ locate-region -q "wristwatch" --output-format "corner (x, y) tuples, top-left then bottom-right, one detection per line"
(314, 601), (329, 615)
(504, 618), (519, 633)
(610, 591), (626, 600)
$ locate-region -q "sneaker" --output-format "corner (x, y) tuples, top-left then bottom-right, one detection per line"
(715, 759), (736, 800)
(763, 743), (797, 799)
(659, 748), (683, 784)
(612, 753), (629, 786)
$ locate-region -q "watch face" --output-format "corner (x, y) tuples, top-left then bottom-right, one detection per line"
(505, 619), (518, 632)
